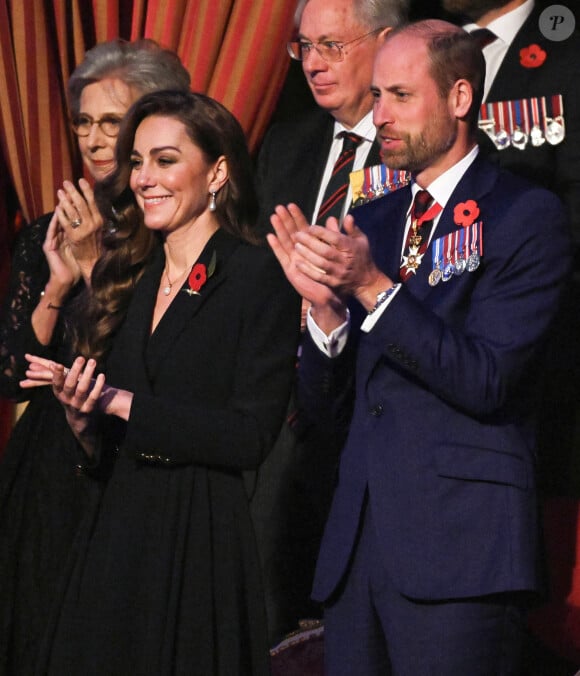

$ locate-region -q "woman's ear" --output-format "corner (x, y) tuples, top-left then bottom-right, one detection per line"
(208, 155), (229, 193)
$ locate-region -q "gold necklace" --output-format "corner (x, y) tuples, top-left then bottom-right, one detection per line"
(162, 266), (188, 296)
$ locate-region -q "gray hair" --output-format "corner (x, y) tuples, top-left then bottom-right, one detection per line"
(68, 39), (191, 116)
(293, 0), (410, 31)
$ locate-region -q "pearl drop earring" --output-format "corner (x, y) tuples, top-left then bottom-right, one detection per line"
(209, 190), (217, 212)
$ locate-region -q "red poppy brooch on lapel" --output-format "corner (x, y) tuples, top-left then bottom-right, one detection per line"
(184, 250), (216, 296)
(519, 44), (546, 68)
(453, 200), (480, 228)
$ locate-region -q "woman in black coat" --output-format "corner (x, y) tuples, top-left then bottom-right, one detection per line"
(26, 90), (301, 675)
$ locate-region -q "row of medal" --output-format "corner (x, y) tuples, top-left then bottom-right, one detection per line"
(478, 94), (565, 150)
(428, 222), (483, 287)
(350, 164), (410, 207)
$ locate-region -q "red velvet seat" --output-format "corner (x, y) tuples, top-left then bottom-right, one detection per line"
(270, 620), (324, 676)
(528, 497), (580, 666)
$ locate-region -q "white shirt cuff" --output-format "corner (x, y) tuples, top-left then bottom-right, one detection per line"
(306, 307), (350, 358)
(361, 283), (401, 332)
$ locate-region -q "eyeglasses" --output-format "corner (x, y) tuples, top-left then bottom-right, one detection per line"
(71, 114), (123, 137)
(287, 27), (382, 63)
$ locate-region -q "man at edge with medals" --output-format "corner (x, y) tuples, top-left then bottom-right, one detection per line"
(267, 20), (570, 675)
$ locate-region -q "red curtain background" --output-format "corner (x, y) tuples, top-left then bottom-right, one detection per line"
(0, 0), (298, 449)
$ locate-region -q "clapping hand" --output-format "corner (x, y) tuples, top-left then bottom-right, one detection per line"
(267, 203), (345, 311)
(54, 178), (102, 282)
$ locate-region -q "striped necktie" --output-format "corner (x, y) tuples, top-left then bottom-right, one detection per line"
(400, 190), (441, 282)
(318, 131), (363, 222)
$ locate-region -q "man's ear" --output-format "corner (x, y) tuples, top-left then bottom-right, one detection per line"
(449, 79), (473, 120)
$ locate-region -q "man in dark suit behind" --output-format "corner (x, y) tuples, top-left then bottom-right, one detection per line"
(256, 0), (410, 228)
(442, 0), (580, 497)
(268, 19), (570, 674)
(250, 0), (409, 643)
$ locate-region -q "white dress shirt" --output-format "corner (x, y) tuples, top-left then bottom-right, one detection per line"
(311, 111), (376, 225)
(464, 0), (534, 101)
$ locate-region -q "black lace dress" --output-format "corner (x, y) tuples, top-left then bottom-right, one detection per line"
(0, 214), (101, 675)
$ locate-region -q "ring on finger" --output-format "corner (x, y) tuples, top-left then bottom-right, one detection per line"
(71, 218), (82, 228)
(63, 367), (70, 376)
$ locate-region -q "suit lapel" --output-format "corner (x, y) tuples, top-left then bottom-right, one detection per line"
(105, 244), (162, 395)
(486, 9), (540, 101)
(144, 229), (240, 384)
(300, 114), (336, 221)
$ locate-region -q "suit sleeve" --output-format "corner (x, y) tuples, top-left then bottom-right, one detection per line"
(123, 250), (302, 470)
(363, 186), (571, 417)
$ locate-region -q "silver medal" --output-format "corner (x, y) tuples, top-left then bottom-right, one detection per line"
(442, 263), (454, 282)
(545, 117), (565, 145)
(530, 125), (545, 147)
(454, 257), (466, 276)
(467, 252), (480, 272)
(511, 127), (528, 150)
(494, 128), (510, 150)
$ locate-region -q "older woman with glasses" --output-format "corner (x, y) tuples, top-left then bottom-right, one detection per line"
(0, 39), (190, 676)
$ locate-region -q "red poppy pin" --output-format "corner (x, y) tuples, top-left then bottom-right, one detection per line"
(519, 44), (546, 68)
(453, 200), (480, 228)
(184, 250), (216, 296)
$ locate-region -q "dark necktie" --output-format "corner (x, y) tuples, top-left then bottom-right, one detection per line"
(318, 131), (363, 222)
(470, 27), (497, 49)
(400, 190), (440, 282)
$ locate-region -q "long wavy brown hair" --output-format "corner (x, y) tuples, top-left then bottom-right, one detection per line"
(69, 90), (259, 364)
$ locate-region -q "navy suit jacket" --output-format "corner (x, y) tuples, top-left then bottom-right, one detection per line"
(299, 154), (571, 603)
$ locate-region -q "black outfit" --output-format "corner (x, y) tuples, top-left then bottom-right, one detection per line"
(0, 215), (100, 675)
(37, 229), (301, 675)
(475, 2), (580, 496)
(253, 108), (381, 642)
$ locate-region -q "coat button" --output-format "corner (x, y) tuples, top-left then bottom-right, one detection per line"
(369, 403), (384, 417)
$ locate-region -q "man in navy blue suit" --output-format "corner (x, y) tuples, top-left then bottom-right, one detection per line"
(268, 19), (571, 675)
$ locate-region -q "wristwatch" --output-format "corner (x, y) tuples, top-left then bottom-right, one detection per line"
(368, 284), (400, 315)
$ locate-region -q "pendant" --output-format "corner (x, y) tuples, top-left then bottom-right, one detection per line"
(163, 285), (171, 296)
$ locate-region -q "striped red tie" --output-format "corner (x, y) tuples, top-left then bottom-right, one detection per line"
(318, 131), (362, 222)
(400, 190), (440, 282)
